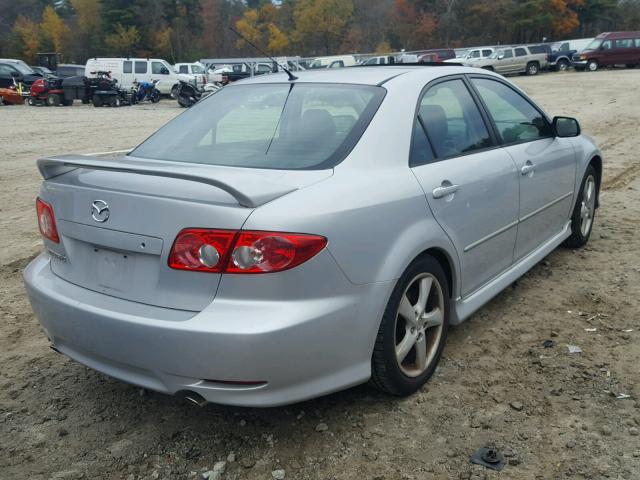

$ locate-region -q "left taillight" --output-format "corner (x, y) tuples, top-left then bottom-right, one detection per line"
(168, 229), (327, 274)
(36, 197), (59, 243)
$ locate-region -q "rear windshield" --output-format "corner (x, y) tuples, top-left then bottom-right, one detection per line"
(132, 83), (385, 170)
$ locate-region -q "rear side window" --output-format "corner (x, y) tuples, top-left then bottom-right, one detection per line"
(132, 83), (385, 170)
(528, 45), (545, 54)
(472, 78), (553, 144)
(636, 39), (640, 47)
(418, 79), (492, 159)
(123, 61), (132, 73)
(178, 65), (188, 73)
(616, 39), (633, 48)
(515, 48), (527, 57)
(482, 49), (493, 57)
(135, 61), (147, 74)
(410, 118), (435, 167)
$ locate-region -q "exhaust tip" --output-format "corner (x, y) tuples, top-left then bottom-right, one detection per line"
(181, 391), (208, 407)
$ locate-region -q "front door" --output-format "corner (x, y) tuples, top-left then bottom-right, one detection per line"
(410, 78), (519, 296)
(470, 76), (576, 261)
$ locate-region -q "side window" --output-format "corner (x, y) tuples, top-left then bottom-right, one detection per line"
(515, 48), (527, 57)
(409, 118), (435, 167)
(616, 39), (633, 48)
(601, 40), (612, 50)
(470, 50), (480, 58)
(152, 61), (167, 74)
(560, 42), (570, 51)
(135, 61), (147, 74)
(380, 57), (386, 65)
(178, 65), (188, 73)
(472, 78), (553, 144)
(329, 60), (344, 68)
(502, 49), (513, 59)
(482, 49), (493, 57)
(0, 64), (14, 76)
(123, 61), (132, 74)
(419, 79), (492, 158)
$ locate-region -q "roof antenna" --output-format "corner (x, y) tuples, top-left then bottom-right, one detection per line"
(229, 26), (298, 81)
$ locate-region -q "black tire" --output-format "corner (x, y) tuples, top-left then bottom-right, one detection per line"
(62, 98), (73, 106)
(46, 94), (60, 106)
(109, 96), (120, 107)
(92, 95), (102, 107)
(557, 59), (570, 71)
(564, 165), (598, 248)
(27, 97), (36, 106)
(370, 255), (450, 396)
(481, 66), (494, 71)
(587, 59), (599, 72)
(626, 64), (637, 69)
(526, 61), (539, 75)
(171, 85), (180, 98)
(151, 90), (161, 103)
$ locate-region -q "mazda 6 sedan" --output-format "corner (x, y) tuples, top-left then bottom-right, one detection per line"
(24, 65), (601, 407)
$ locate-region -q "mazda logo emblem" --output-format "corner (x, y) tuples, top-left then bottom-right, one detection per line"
(91, 200), (110, 223)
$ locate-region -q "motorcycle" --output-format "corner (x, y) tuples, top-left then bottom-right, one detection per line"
(133, 79), (161, 103)
(175, 80), (222, 108)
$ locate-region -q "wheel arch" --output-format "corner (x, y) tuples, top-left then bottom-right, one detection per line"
(414, 247), (456, 299)
(589, 155), (602, 208)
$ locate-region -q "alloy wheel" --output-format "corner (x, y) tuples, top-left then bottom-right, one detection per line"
(580, 175), (596, 237)
(394, 273), (445, 378)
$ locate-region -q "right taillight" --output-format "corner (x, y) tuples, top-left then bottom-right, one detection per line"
(168, 229), (327, 274)
(36, 198), (59, 243)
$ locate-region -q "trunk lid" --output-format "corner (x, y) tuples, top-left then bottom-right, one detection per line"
(39, 155), (331, 311)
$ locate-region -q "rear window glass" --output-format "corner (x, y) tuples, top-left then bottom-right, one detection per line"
(132, 83), (385, 170)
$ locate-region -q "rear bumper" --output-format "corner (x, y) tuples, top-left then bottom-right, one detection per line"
(24, 252), (392, 406)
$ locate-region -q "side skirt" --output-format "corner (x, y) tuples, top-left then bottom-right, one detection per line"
(451, 221), (571, 325)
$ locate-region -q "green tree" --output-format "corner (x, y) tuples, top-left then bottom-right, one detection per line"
(105, 23), (140, 55)
(292, 0), (354, 55)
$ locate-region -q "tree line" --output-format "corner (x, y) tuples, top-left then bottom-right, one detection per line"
(2, 0), (640, 65)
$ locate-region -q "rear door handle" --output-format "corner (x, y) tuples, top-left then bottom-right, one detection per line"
(521, 162), (536, 175)
(432, 184), (460, 199)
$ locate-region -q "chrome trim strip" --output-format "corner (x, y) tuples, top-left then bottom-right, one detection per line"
(464, 220), (519, 252)
(519, 191), (573, 223)
(463, 191), (573, 253)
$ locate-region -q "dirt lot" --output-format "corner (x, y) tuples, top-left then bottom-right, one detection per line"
(1, 70), (639, 480)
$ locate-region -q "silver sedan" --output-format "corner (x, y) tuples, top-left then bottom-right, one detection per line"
(24, 65), (601, 406)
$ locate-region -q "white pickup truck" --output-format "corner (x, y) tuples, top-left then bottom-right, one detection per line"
(472, 46), (549, 75)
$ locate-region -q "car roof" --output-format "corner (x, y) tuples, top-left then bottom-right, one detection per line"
(235, 65), (475, 86)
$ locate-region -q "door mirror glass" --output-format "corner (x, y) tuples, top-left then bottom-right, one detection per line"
(161, 67), (169, 75)
(553, 116), (580, 137)
(498, 54), (504, 60)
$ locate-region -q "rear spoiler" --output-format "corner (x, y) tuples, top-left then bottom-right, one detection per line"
(37, 155), (298, 208)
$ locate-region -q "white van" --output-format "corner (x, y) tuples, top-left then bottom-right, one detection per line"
(361, 55), (395, 65)
(85, 58), (193, 96)
(308, 55), (357, 69)
(445, 47), (496, 65)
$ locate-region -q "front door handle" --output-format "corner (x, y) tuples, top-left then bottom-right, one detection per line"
(432, 183), (460, 199)
(521, 161), (536, 175)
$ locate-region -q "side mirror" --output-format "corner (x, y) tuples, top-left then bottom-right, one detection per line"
(497, 55), (505, 60)
(161, 67), (169, 75)
(598, 45), (605, 51)
(553, 116), (580, 137)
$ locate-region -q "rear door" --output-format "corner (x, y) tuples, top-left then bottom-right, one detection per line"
(513, 47), (528, 72)
(470, 76), (576, 261)
(410, 77), (519, 296)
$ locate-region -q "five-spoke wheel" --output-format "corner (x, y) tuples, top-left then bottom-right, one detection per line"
(371, 255), (449, 396)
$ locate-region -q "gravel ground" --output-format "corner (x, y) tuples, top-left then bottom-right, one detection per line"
(1, 70), (639, 480)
